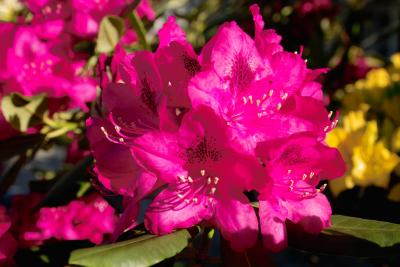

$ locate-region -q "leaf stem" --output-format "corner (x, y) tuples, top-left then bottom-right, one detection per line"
(128, 11), (150, 51)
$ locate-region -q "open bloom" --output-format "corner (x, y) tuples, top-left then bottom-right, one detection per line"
(155, 17), (202, 108)
(22, 194), (117, 245)
(87, 4), (346, 252)
(131, 106), (263, 251)
(188, 4), (334, 155)
(0, 23), (96, 112)
(327, 110), (399, 196)
(23, 0), (154, 39)
(255, 133), (346, 251)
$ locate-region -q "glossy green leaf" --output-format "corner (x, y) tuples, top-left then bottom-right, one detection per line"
(1, 93), (47, 132)
(95, 15), (125, 54)
(69, 230), (192, 267)
(34, 156), (93, 209)
(325, 215), (400, 247)
(0, 134), (44, 162)
(288, 215), (400, 257)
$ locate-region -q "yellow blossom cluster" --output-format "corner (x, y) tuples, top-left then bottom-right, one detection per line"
(329, 53), (400, 197)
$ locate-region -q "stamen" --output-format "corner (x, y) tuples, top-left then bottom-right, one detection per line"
(256, 99), (261, 107)
(268, 89), (274, 97)
(262, 94), (267, 100)
(207, 177), (212, 184)
(317, 183), (327, 192)
(282, 92), (288, 100)
(288, 169), (292, 174)
(214, 177), (219, 184)
(248, 95), (253, 104)
(188, 176), (194, 183)
(210, 187), (216, 194)
(200, 170), (205, 176)
(302, 174), (307, 180)
(310, 171), (314, 178)
(276, 103), (282, 110)
(192, 197), (198, 203)
(242, 96), (247, 104)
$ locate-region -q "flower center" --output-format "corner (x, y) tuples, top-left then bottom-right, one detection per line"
(185, 137), (222, 164)
(140, 78), (158, 114)
(230, 54), (255, 91)
(182, 53), (201, 76)
(277, 169), (327, 199)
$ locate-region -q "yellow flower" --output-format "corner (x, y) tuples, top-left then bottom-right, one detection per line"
(365, 68), (391, 89)
(392, 127), (400, 153)
(327, 111), (400, 196)
(391, 53), (400, 70)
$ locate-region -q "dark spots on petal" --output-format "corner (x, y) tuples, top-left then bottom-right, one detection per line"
(140, 78), (158, 114)
(186, 137), (222, 164)
(182, 53), (201, 76)
(278, 145), (306, 165)
(230, 54), (255, 91)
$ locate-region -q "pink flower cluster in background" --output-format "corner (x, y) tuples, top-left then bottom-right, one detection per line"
(87, 4), (346, 252)
(11, 193), (117, 246)
(0, 0), (155, 123)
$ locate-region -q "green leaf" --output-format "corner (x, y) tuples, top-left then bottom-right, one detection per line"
(34, 156), (93, 209)
(69, 230), (192, 267)
(325, 215), (400, 247)
(1, 93), (47, 132)
(128, 11), (149, 50)
(288, 215), (400, 257)
(0, 134), (44, 162)
(95, 15), (125, 54)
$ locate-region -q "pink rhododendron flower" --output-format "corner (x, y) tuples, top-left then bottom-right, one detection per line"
(88, 48), (182, 235)
(25, 0), (72, 39)
(255, 133), (346, 251)
(70, 0), (155, 38)
(155, 17), (201, 108)
(136, 0), (155, 21)
(87, 4), (346, 252)
(0, 206), (17, 266)
(131, 106), (264, 251)
(189, 7), (334, 155)
(0, 23), (96, 112)
(23, 194), (117, 244)
(297, 0), (334, 17)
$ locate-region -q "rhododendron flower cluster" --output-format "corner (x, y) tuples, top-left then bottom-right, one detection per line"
(0, 0), (155, 128)
(0, 22), (96, 112)
(87, 4), (346, 251)
(11, 193), (117, 245)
